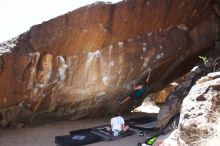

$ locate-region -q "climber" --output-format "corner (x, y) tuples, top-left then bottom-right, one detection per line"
(118, 68), (151, 106)
(118, 82), (145, 105)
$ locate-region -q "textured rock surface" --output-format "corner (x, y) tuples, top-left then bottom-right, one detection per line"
(156, 39), (220, 129)
(152, 83), (177, 104)
(153, 72), (220, 146)
(156, 66), (204, 128)
(0, 0), (219, 127)
(177, 72), (220, 145)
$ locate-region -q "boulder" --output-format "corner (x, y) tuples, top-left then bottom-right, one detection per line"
(0, 0), (219, 127)
(154, 72), (220, 146)
(156, 66), (204, 128)
(177, 72), (220, 145)
(152, 83), (177, 105)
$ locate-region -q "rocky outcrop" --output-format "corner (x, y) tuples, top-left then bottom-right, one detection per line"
(156, 38), (220, 129)
(177, 72), (220, 145)
(0, 0), (219, 127)
(152, 83), (177, 105)
(154, 72), (220, 146)
(156, 66), (204, 129)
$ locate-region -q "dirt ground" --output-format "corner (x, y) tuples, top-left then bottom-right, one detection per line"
(0, 112), (157, 146)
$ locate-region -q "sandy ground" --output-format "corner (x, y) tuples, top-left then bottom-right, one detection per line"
(0, 112), (157, 146)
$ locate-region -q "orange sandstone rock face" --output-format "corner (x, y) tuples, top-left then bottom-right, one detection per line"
(0, 0), (219, 127)
(152, 83), (177, 104)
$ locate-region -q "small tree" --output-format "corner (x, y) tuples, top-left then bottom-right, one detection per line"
(199, 56), (220, 72)
(199, 56), (208, 67)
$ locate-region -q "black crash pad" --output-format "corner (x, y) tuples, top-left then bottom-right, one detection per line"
(55, 128), (102, 146)
(91, 126), (135, 141)
(126, 116), (157, 131)
(126, 116), (156, 125)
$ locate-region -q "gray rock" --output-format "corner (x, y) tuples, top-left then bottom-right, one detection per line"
(157, 66), (204, 128)
(177, 72), (220, 145)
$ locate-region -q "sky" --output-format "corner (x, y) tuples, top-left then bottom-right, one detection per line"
(0, 0), (122, 43)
